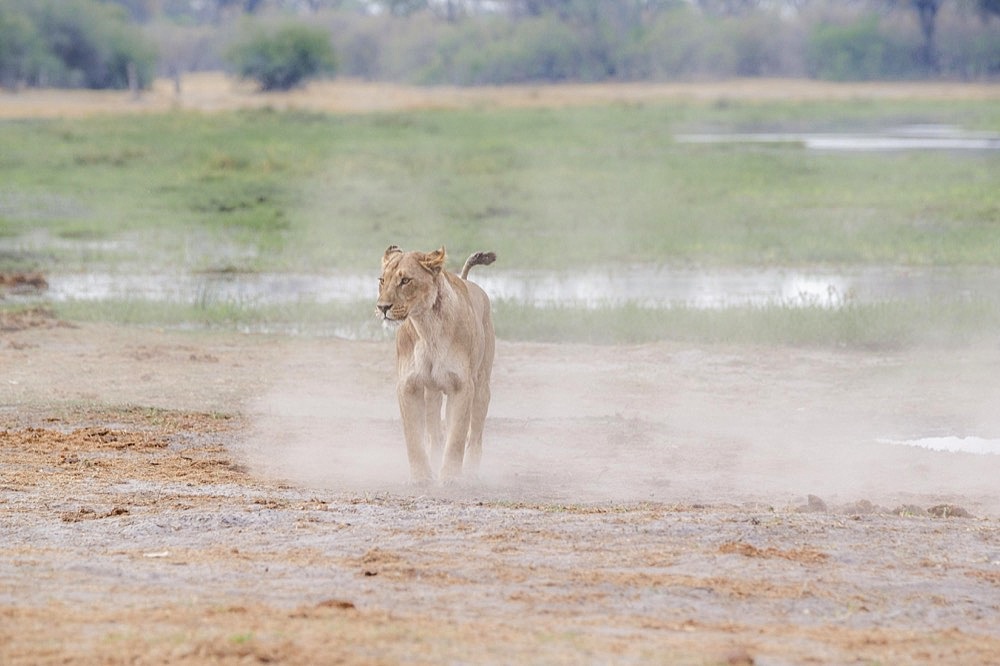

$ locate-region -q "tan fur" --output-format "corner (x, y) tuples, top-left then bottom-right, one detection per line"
(376, 245), (496, 483)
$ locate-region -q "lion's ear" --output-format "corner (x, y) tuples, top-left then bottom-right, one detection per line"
(420, 246), (447, 274)
(383, 245), (402, 268)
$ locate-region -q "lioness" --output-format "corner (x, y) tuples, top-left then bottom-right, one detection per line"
(377, 245), (496, 483)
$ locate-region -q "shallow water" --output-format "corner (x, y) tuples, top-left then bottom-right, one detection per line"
(37, 265), (1000, 310)
(880, 436), (1000, 456)
(675, 124), (1000, 152)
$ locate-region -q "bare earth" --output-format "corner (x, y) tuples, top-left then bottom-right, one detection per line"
(1, 72), (1000, 119)
(2, 309), (1000, 665)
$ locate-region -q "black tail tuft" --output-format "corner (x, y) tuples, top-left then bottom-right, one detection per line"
(460, 251), (497, 279)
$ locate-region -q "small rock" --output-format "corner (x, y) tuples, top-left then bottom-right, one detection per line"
(316, 599), (356, 610)
(61, 507), (97, 522)
(796, 494), (827, 513)
(841, 499), (879, 515)
(726, 648), (755, 665)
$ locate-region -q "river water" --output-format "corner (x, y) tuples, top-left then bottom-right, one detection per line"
(675, 124), (1000, 152)
(37, 264), (1000, 310)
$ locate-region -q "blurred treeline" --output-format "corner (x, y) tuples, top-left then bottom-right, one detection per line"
(1, 0), (999, 89)
(0, 0), (158, 89)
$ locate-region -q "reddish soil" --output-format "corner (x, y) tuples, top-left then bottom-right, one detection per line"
(2, 311), (1000, 664)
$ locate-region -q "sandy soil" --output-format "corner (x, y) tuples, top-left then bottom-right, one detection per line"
(2, 308), (1000, 665)
(1, 72), (1000, 119)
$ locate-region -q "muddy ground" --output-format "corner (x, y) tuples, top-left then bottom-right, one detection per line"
(2, 310), (1000, 665)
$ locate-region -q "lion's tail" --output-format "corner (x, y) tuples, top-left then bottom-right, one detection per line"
(460, 251), (496, 280)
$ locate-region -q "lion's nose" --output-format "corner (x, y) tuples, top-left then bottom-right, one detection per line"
(377, 304), (391, 316)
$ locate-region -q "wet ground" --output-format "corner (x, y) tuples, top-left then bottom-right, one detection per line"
(5, 258), (1000, 324)
(3, 310), (1000, 664)
(675, 124), (1000, 152)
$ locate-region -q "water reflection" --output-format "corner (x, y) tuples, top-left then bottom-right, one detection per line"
(476, 267), (854, 309)
(880, 437), (1000, 456)
(676, 125), (1000, 152)
(39, 265), (1000, 310)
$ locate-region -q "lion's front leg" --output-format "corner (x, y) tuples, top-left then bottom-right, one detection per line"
(424, 388), (444, 470)
(440, 385), (473, 483)
(398, 380), (433, 484)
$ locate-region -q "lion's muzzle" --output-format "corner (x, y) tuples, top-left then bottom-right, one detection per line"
(376, 301), (405, 321)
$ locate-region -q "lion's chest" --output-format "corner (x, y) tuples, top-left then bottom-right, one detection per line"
(402, 340), (465, 395)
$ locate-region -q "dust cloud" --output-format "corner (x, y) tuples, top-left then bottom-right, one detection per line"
(238, 334), (1000, 514)
(239, 338), (410, 492)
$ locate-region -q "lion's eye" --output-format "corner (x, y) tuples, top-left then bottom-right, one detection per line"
(378, 277), (384, 287)
(400, 277), (412, 286)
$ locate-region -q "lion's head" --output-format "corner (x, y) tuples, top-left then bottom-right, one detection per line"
(376, 245), (447, 322)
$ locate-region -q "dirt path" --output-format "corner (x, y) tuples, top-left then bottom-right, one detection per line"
(2, 313), (1000, 664)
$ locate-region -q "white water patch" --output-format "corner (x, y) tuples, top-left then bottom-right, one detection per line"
(880, 436), (1000, 455)
(676, 124), (1000, 152)
(34, 265), (1000, 311)
(43, 271), (373, 306)
(477, 267), (854, 309)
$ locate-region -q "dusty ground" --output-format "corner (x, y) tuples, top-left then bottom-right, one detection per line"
(2, 308), (1000, 665)
(4, 78), (1000, 664)
(1, 72), (999, 119)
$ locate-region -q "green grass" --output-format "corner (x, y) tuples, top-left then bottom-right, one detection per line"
(43, 295), (1000, 349)
(1, 100), (999, 272)
(51, 298), (386, 338)
(2, 97), (999, 346)
(493, 298), (1000, 348)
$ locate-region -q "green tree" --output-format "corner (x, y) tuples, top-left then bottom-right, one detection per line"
(806, 14), (916, 80)
(912, 0), (942, 72)
(0, 6), (45, 87)
(226, 22), (337, 90)
(0, 0), (156, 89)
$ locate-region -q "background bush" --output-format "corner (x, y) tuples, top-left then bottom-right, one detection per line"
(307, 2), (997, 85)
(0, 0), (156, 89)
(3, 0), (999, 88)
(225, 21), (336, 91)
(421, 15), (589, 85)
(806, 14), (919, 81)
